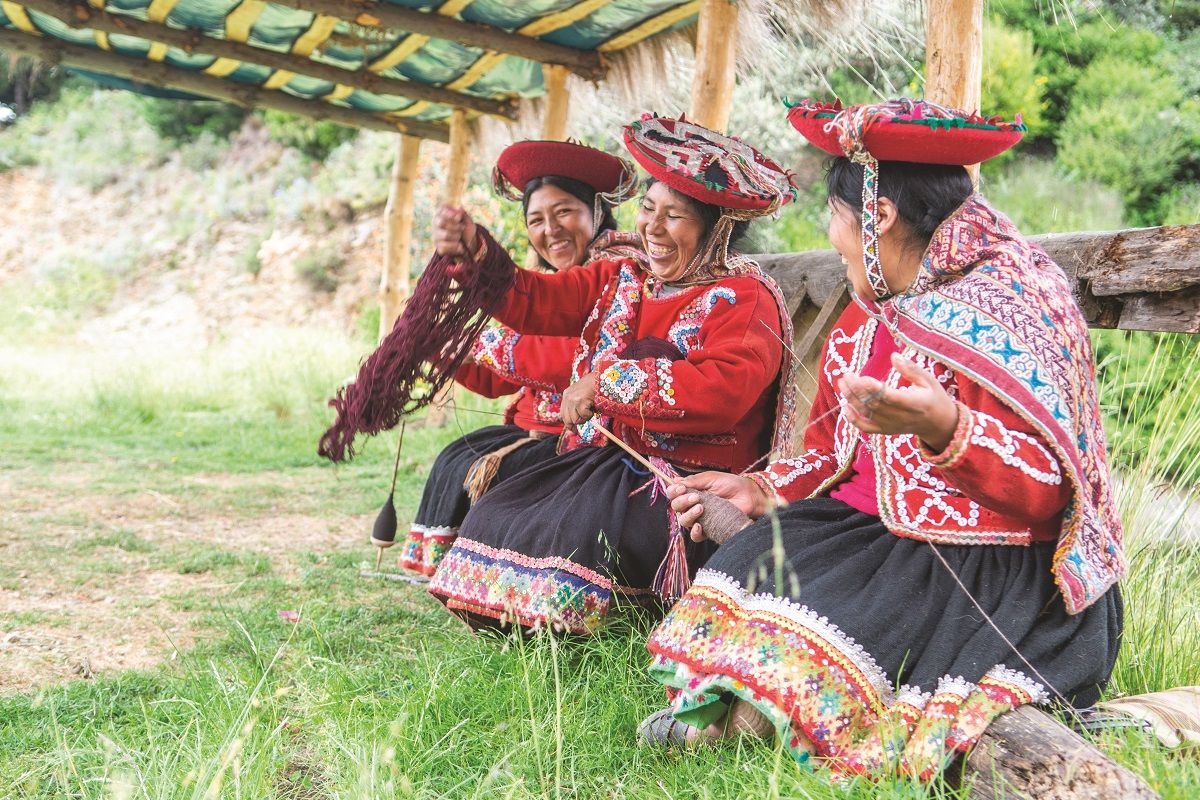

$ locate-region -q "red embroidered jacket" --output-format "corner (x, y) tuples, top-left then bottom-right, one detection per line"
(454, 232), (650, 435)
(754, 300), (1072, 545)
(454, 333), (575, 434)
(485, 238), (788, 472)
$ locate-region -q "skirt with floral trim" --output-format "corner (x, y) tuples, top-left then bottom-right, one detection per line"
(428, 445), (717, 634)
(401, 424), (558, 576)
(646, 497), (1122, 780)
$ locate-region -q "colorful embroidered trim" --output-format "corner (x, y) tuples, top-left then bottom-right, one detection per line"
(920, 401), (973, 467)
(647, 569), (1045, 780)
(427, 536), (617, 634)
(401, 524), (457, 576)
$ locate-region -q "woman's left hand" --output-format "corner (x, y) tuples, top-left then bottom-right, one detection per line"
(561, 372), (598, 427)
(838, 352), (960, 452)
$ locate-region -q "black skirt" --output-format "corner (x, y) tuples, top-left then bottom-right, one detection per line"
(400, 424), (558, 576)
(427, 446), (717, 634)
(647, 497), (1122, 780)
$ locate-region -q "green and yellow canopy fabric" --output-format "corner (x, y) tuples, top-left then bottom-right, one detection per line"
(0, 0), (704, 138)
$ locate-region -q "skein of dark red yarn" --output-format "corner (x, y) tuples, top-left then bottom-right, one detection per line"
(318, 229), (516, 462)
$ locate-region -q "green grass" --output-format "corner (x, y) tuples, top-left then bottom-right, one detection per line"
(1, 328), (1198, 799)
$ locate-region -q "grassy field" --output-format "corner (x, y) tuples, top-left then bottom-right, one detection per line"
(1, 329), (1199, 799)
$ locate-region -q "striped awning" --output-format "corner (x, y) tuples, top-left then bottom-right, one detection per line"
(0, 0), (703, 139)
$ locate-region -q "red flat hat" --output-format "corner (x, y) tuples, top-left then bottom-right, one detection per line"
(622, 114), (795, 214)
(493, 140), (637, 201)
(786, 98), (1024, 165)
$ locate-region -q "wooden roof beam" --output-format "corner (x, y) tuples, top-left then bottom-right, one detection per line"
(268, 0), (606, 80)
(20, 0), (518, 118)
(0, 26), (450, 139)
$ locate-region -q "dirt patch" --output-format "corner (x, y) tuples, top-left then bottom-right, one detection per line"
(0, 465), (375, 695)
(0, 568), (214, 694)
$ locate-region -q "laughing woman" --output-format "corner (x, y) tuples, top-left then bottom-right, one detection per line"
(400, 140), (644, 577)
(426, 116), (799, 635)
(641, 100), (1125, 781)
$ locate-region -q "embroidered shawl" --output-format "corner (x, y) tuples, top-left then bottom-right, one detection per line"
(883, 195), (1125, 613)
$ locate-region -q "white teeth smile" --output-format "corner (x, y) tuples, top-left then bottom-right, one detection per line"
(548, 240), (571, 251)
(647, 243), (675, 257)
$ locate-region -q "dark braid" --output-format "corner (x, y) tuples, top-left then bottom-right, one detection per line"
(825, 158), (973, 248)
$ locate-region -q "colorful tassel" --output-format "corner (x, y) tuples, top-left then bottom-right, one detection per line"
(653, 530), (691, 603)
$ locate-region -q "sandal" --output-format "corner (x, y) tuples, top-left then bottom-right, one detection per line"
(637, 707), (699, 747)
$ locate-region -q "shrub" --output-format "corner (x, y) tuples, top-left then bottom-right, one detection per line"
(1056, 57), (1190, 222)
(138, 97), (248, 143)
(261, 110), (357, 162)
(982, 17), (1047, 140)
(295, 245), (343, 292)
(0, 54), (66, 113)
(0, 84), (167, 188)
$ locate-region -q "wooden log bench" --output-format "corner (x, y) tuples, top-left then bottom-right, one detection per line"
(755, 222), (1200, 799)
(756, 223), (1200, 414)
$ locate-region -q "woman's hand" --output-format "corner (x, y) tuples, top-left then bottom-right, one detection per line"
(432, 205), (479, 258)
(666, 471), (770, 542)
(561, 372), (598, 427)
(838, 352), (960, 452)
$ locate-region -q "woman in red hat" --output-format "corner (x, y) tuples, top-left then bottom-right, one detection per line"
(399, 140), (646, 577)
(425, 115), (800, 634)
(641, 99), (1124, 781)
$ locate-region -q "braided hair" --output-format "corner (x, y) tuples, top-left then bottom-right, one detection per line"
(825, 158), (973, 250)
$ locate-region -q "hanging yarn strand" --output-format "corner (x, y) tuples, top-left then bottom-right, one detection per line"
(318, 229), (516, 463)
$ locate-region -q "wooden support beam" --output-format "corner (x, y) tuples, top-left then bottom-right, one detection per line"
(925, 0), (983, 177)
(925, 0), (984, 113)
(541, 63), (570, 140)
(960, 705), (1159, 799)
(424, 108), (472, 426)
(21, 0), (517, 118)
(264, 0), (606, 80)
(0, 27), (449, 139)
(379, 135), (421, 339)
(442, 108), (471, 206)
(687, 0), (737, 133)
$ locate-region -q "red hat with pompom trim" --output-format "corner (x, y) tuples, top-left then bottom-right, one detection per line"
(786, 98), (1024, 165)
(492, 140), (638, 203)
(622, 113), (796, 215)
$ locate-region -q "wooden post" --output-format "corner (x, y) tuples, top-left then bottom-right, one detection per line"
(426, 108), (472, 427)
(442, 108), (471, 206)
(925, 0), (984, 176)
(541, 63), (570, 141)
(688, 0), (738, 133)
(522, 64), (573, 267)
(379, 135), (421, 339)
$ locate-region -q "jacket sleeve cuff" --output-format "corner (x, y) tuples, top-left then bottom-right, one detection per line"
(919, 401), (973, 469)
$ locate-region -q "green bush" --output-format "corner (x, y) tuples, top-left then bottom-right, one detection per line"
(294, 245), (343, 292)
(982, 17), (1047, 139)
(0, 55), (66, 113)
(1056, 57), (1191, 222)
(261, 109), (357, 162)
(0, 85), (167, 187)
(137, 97), (247, 143)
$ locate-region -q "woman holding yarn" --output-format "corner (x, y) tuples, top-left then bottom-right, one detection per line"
(640, 99), (1124, 781)
(400, 140), (645, 577)
(426, 115), (800, 635)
